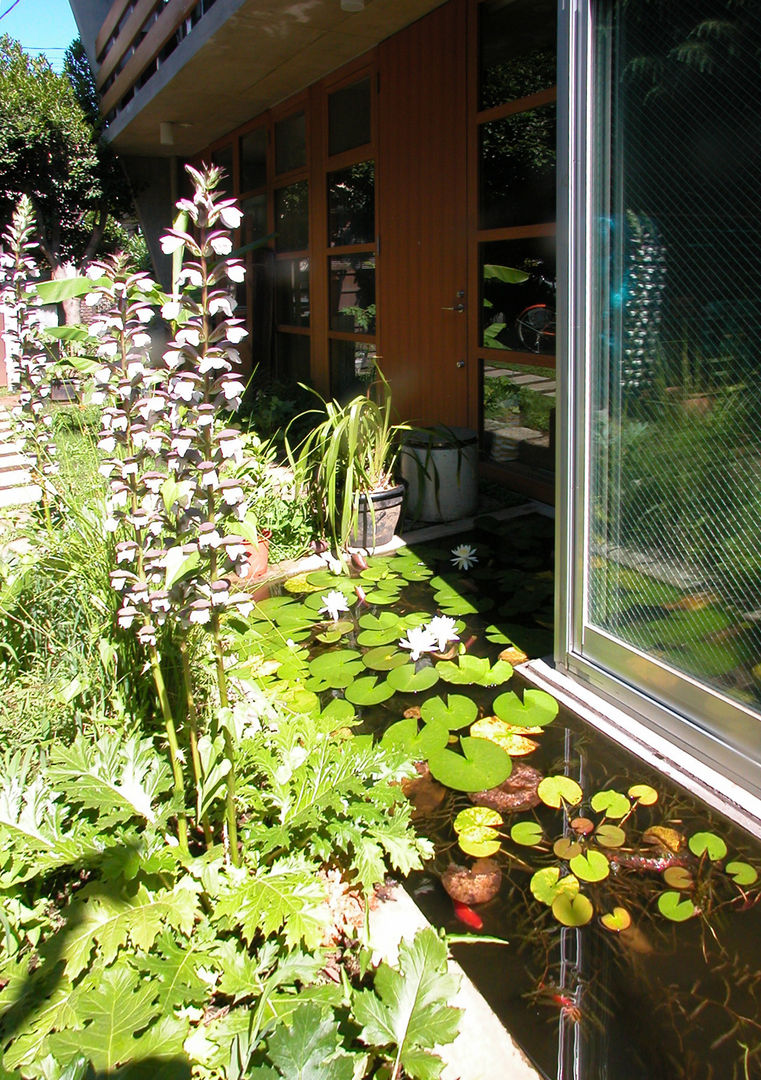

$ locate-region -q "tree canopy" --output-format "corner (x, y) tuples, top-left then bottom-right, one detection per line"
(0, 35), (133, 274)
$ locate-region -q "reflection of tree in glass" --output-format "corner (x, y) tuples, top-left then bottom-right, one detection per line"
(481, 50), (556, 111)
(275, 180), (308, 251)
(328, 161), (374, 247)
(481, 105), (556, 228)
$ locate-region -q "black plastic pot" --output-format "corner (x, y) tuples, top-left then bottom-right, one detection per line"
(348, 482), (405, 550)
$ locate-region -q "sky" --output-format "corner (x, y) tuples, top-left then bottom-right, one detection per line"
(0, 0), (79, 71)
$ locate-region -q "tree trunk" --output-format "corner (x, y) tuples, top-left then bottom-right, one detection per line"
(51, 262), (81, 326)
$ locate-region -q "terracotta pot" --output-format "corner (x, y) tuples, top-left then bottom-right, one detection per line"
(244, 529), (271, 580)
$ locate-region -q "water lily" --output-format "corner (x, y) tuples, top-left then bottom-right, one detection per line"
(427, 615), (460, 652)
(399, 625), (438, 662)
(320, 590), (350, 621)
(450, 543), (478, 571)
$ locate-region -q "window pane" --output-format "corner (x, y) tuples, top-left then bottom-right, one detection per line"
(588, 0), (761, 712)
(479, 0), (556, 110)
(328, 162), (375, 246)
(330, 340), (377, 401)
(241, 194), (267, 244)
(275, 112), (306, 174)
(480, 238), (555, 354)
(276, 258), (310, 327)
(479, 106), (556, 229)
(329, 254), (376, 333)
(274, 181), (308, 252)
(240, 128), (266, 192)
(276, 331), (310, 383)
(328, 77), (371, 156)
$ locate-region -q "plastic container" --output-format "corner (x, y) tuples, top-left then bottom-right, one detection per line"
(400, 426), (479, 522)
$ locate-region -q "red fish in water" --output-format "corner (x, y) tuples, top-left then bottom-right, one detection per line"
(452, 900), (483, 931)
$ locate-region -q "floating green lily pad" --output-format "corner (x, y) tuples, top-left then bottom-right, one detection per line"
(362, 646), (410, 671)
(381, 716), (449, 759)
(537, 776), (583, 809)
(457, 827), (502, 858)
(492, 689), (558, 728)
(308, 650), (363, 687)
(511, 821), (543, 847)
(569, 850), (610, 883)
(315, 620), (354, 644)
(688, 832), (727, 861)
(357, 611), (404, 646)
(601, 906), (631, 932)
(530, 867), (579, 905)
(277, 686), (320, 716)
(553, 837), (582, 860)
(360, 564), (398, 582)
(590, 790), (631, 819)
(454, 806), (503, 832)
(364, 587), (405, 606)
(344, 676), (395, 706)
(436, 655), (513, 687)
(321, 697), (356, 724)
(594, 824), (626, 849)
(306, 570), (355, 590)
(428, 736), (512, 792)
(386, 664), (440, 694)
(420, 694), (478, 730)
(552, 892), (594, 927)
(726, 861), (758, 886)
(484, 625), (513, 645)
(657, 891), (697, 922)
(663, 866), (693, 890)
(628, 783), (658, 806)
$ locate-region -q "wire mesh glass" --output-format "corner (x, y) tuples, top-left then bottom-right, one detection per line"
(588, 0), (761, 711)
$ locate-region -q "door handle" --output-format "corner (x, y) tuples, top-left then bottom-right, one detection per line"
(442, 303), (465, 312)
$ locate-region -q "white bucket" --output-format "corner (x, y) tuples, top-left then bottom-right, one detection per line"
(401, 426), (479, 522)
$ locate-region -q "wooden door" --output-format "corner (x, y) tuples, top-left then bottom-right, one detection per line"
(377, 0), (470, 428)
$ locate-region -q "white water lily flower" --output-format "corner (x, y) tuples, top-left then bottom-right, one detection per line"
(450, 543), (478, 571)
(320, 590), (350, 622)
(399, 625), (438, 662)
(427, 615), (460, 652)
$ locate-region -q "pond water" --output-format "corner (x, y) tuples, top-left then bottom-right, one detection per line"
(240, 511), (761, 1080)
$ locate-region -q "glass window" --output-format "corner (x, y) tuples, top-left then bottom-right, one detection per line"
(274, 181), (308, 252)
(330, 340), (377, 401)
(479, 0), (556, 110)
(328, 162), (375, 246)
(586, 0), (761, 715)
(241, 194), (267, 244)
(480, 238), (555, 354)
(329, 254), (376, 333)
(275, 112), (306, 174)
(211, 144), (233, 192)
(240, 128), (267, 192)
(275, 258), (310, 327)
(479, 106), (556, 229)
(276, 331), (310, 383)
(328, 77), (372, 156)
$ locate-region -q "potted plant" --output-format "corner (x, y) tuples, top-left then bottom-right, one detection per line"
(286, 368), (408, 555)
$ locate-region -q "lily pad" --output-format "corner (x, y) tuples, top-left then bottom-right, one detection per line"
(594, 824), (626, 849)
(663, 866), (694, 890)
(688, 832), (727, 861)
(454, 806), (504, 832)
(569, 850), (610, 883)
(420, 694), (478, 730)
(364, 586), (405, 606)
(492, 689), (559, 729)
(511, 821), (543, 847)
(277, 686), (320, 716)
(454, 807), (503, 859)
(530, 867), (579, 906)
(643, 826), (684, 852)
(386, 664), (440, 694)
(315, 620), (354, 643)
(657, 891), (697, 922)
(537, 776), (583, 809)
(306, 570), (356, 590)
(600, 906), (632, 933)
(344, 676), (395, 706)
(308, 650), (364, 689)
(436, 655), (513, 687)
(628, 783), (658, 806)
(725, 861), (758, 886)
(590, 790), (631, 820)
(357, 611), (404, 646)
(381, 716), (450, 759)
(321, 698), (356, 724)
(428, 736), (512, 792)
(469, 718), (538, 757)
(362, 646), (410, 671)
(552, 893), (594, 927)
(484, 624), (512, 645)
(553, 837), (582, 860)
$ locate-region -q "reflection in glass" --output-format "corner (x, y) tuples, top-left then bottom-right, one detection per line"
(588, 0), (761, 710)
(275, 112), (306, 174)
(480, 238), (555, 354)
(274, 181), (308, 252)
(479, 0), (556, 110)
(241, 194), (266, 244)
(328, 162), (375, 246)
(479, 106), (556, 229)
(276, 331), (310, 383)
(329, 77), (371, 156)
(329, 255), (376, 333)
(330, 340), (377, 401)
(276, 258), (310, 327)
(240, 128), (267, 192)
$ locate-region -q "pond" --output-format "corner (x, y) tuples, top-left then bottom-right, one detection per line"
(234, 511), (761, 1080)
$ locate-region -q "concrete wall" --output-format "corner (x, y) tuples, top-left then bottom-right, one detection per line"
(122, 155), (177, 288)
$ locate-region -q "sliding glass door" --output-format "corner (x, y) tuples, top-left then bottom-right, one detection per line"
(561, 0), (761, 786)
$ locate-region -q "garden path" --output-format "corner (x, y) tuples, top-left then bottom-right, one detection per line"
(0, 401), (42, 512)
